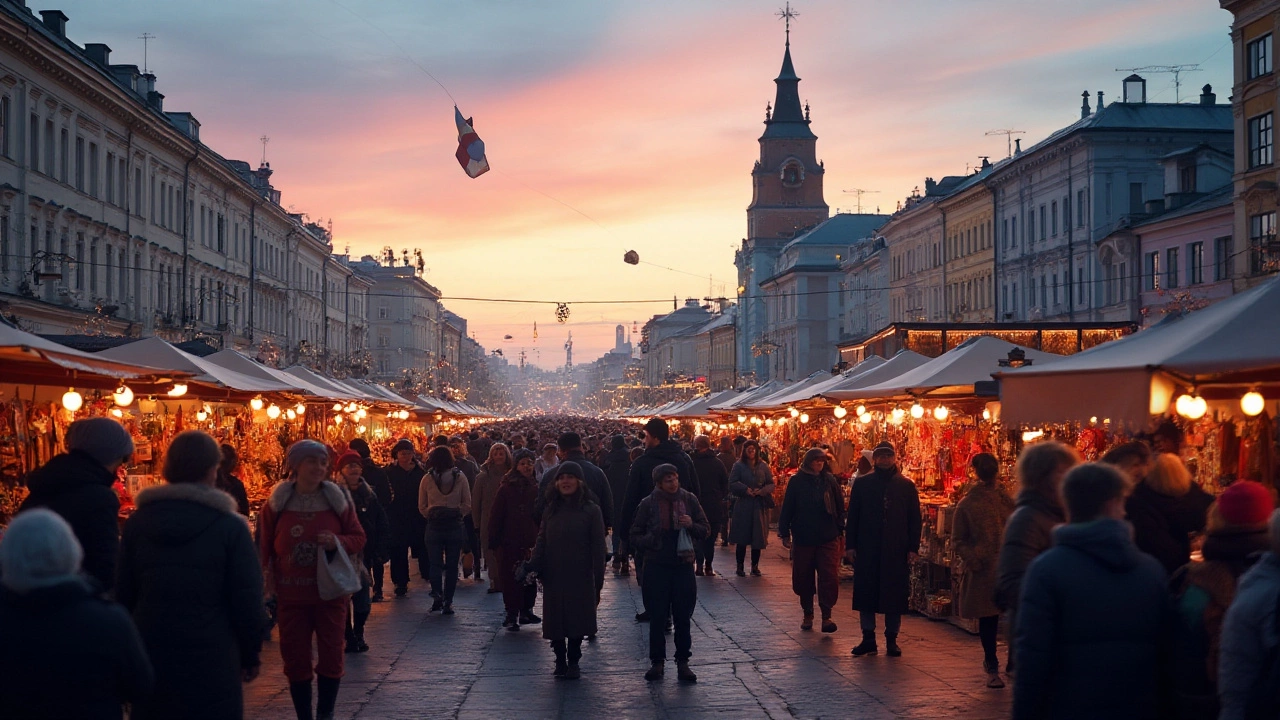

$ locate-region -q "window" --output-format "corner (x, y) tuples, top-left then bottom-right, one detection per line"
(74, 235), (84, 289)
(1002, 219), (1008, 249)
(1051, 202), (1058, 236)
(0, 96), (8, 158)
(0, 215), (6, 273)
(1040, 273), (1047, 308)
(74, 136), (83, 190)
(1179, 165), (1197, 193)
(1029, 278), (1036, 308)
(105, 152), (115, 203)
(88, 142), (98, 197)
(1130, 182), (1144, 214)
(28, 114), (38, 171)
(1189, 242), (1204, 285)
(1077, 189), (1086, 226)
(1166, 247), (1180, 288)
(88, 239), (97, 294)
(1027, 210), (1035, 244)
(1052, 273), (1059, 305)
(1118, 263), (1126, 301)
(1146, 251), (1161, 291)
(1040, 205), (1047, 241)
(135, 168), (143, 215)
(1250, 113), (1274, 168)
(1215, 236), (1233, 281)
(1011, 215), (1018, 250)
(1249, 33), (1273, 79)
(1250, 212), (1277, 275)
(1002, 284), (1008, 311)
(378, 305), (389, 319)
(1078, 268), (1085, 306)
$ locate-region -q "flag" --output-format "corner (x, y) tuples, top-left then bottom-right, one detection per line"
(454, 106), (490, 178)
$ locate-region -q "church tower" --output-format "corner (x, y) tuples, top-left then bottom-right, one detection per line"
(735, 9), (829, 382)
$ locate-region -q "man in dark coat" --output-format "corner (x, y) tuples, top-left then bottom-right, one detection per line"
(690, 435), (729, 577)
(1013, 463), (1172, 720)
(845, 442), (921, 657)
(620, 418), (701, 621)
(0, 509), (154, 720)
(384, 438), (427, 597)
(536, 432), (614, 531)
(21, 417), (134, 592)
(780, 448), (846, 633)
(350, 438), (392, 599)
(600, 434), (633, 572)
(630, 464), (709, 684)
(467, 431), (493, 469)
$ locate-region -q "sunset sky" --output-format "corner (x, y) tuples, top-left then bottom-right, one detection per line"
(59, 0), (1232, 368)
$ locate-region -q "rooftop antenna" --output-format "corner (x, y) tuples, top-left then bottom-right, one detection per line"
(841, 189), (880, 213)
(776, 2), (798, 45)
(138, 32), (156, 73)
(1114, 64), (1202, 103)
(985, 129), (1025, 159)
(259, 135), (270, 166)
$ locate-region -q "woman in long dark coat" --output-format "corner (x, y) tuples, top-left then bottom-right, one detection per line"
(116, 431), (268, 720)
(527, 462), (607, 680)
(844, 443), (921, 658)
(728, 440), (774, 576)
(488, 448), (542, 630)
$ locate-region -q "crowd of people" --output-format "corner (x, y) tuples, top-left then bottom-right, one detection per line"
(0, 412), (1278, 719)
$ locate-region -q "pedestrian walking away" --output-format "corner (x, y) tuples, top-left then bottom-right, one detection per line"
(691, 435), (730, 577)
(258, 440), (367, 720)
(951, 452), (1016, 688)
(779, 448), (845, 634)
(845, 442), (921, 658)
(0, 509), (154, 720)
(526, 462), (607, 680)
(117, 431), (268, 720)
(630, 463), (709, 683)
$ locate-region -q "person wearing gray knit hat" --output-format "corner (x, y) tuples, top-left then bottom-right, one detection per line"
(65, 417), (135, 468)
(284, 439), (331, 477)
(652, 463), (679, 484)
(0, 508), (83, 594)
(19, 418), (135, 591)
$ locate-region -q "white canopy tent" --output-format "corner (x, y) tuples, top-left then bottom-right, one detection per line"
(204, 350), (338, 399)
(98, 337), (300, 394)
(999, 276), (1280, 427)
(819, 350), (932, 402)
(739, 371), (833, 412)
(662, 390), (743, 419)
(0, 321), (185, 385)
(756, 357), (888, 410)
(831, 336), (1060, 402)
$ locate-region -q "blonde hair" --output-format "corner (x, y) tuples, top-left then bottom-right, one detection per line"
(1145, 452), (1192, 497)
(1016, 441), (1080, 497)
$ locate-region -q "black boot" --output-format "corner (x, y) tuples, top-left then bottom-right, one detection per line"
(851, 633), (878, 656)
(552, 639), (568, 678)
(289, 681), (313, 720)
(735, 562), (746, 577)
(354, 612), (370, 652)
(316, 675), (340, 720)
(566, 638), (582, 679)
(344, 627), (359, 653)
(885, 635), (902, 657)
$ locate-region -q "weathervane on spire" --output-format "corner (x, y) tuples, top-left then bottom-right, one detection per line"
(776, 2), (799, 45)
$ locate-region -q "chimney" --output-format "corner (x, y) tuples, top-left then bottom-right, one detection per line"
(1098, 90), (1105, 110)
(1014, 138), (1022, 155)
(1081, 90), (1092, 119)
(147, 91), (164, 112)
(39, 10), (68, 38)
(980, 156), (992, 170)
(1123, 74), (1146, 104)
(139, 72), (156, 95)
(1200, 84), (1216, 106)
(83, 42), (110, 67)
(924, 177), (937, 195)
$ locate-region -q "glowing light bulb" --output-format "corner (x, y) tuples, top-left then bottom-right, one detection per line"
(933, 405), (949, 421)
(789, 407), (800, 418)
(286, 409), (297, 420)
(332, 403), (343, 412)
(890, 408), (906, 424)
(765, 418), (775, 426)
(1185, 396), (1207, 420)
(295, 403), (306, 415)
(167, 383), (188, 398)
(910, 403), (925, 419)
(983, 409), (992, 421)
(113, 385), (134, 407)
(833, 406), (848, 419)
(1175, 394), (1195, 418)
(250, 397), (264, 411)
(1022, 430), (1045, 443)
(799, 413), (810, 424)
(345, 402), (358, 413)
(855, 405), (866, 415)
(266, 404), (281, 419)
(334, 414), (343, 425)
(357, 425), (368, 435)
(858, 412), (872, 424)
(110, 408), (124, 418)
(196, 410), (208, 422)
(737, 415), (747, 423)
(61, 388), (83, 412)
(356, 408), (367, 420)
(1242, 391), (1265, 417)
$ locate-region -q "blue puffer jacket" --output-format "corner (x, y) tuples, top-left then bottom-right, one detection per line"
(1219, 552), (1280, 720)
(1012, 518), (1172, 720)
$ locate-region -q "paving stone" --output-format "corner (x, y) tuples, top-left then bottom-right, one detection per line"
(244, 543), (1013, 719)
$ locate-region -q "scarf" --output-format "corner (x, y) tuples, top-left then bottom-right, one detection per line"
(656, 489), (687, 531)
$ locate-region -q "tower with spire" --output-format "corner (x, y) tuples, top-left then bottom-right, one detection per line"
(735, 4), (830, 382)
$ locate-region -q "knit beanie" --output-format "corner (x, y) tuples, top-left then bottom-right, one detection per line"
(336, 451), (363, 471)
(65, 417), (135, 467)
(284, 439), (330, 476)
(611, 434), (626, 451)
(651, 463), (679, 483)
(512, 448), (537, 465)
(0, 509), (84, 594)
(555, 461), (585, 481)
(348, 438), (372, 458)
(391, 438), (416, 456)
(1217, 480), (1275, 527)
(802, 448), (829, 469)
(872, 442), (895, 459)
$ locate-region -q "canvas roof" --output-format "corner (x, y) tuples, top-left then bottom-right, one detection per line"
(204, 350), (338, 399)
(98, 337), (298, 394)
(832, 337), (1060, 401)
(0, 321), (188, 385)
(819, 351), (934, 401)
(765, 356), (889, 407)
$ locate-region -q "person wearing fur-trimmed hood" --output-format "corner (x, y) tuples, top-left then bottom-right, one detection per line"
(116, 431), (267, 720)
(258, 440), (367, 720)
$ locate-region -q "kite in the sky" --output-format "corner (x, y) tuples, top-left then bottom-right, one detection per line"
(454, 107), (490, 178)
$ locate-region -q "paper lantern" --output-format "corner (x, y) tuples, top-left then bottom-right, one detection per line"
(833, 406), (848, 419)
(167, 383), (188, 398)
(113, 385), (134, 407)
(910, 403), (924, 419)
(266, 404), (282, 419)
(1242, 391), (1265, 417)
(250, 397), (264, 411)
(62, 388), (83, 412)
(933, 405), (949, 421)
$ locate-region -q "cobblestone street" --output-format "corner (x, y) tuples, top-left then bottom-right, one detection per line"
(246, 543), (1013, 719)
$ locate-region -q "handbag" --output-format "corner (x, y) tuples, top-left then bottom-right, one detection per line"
(317, 540), (363, 601)
(676, 528), (694, 554)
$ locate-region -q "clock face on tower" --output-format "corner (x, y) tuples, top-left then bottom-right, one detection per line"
(780, 161), (804, 188)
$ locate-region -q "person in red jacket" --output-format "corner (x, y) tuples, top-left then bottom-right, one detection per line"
(259, 440), (366, 720)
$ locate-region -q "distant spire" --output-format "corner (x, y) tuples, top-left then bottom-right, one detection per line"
(763, 4), (813, 140)
(776, 3), (799, 47)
